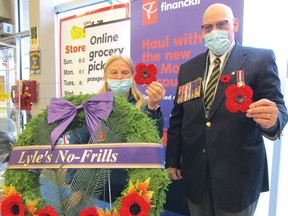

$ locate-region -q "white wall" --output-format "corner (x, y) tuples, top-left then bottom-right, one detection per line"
(0, 0), (12, 21)
(243, 1), (288, 215)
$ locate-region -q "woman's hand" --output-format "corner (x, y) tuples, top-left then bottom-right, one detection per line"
(146, 81), (166, 110)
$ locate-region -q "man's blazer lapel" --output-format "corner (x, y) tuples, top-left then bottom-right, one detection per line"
(208, 43), (248, 118)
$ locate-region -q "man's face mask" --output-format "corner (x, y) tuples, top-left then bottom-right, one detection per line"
(204, 30), (231, 56)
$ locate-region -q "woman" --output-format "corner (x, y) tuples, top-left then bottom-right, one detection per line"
(99, 54), (165, 137)
(68, 54), (166, 203)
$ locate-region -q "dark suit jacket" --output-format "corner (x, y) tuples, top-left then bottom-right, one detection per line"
(165, 42), (287, 212)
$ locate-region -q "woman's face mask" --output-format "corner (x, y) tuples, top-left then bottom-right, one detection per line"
(204, 30), (231, 56)
(107, 77), (133, 95)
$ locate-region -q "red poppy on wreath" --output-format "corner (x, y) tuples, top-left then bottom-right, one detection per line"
(80, 206), (99, 216)
(225, 84), (253, 113)
(220, 75), (231, 84)
(135, 63), (157, 85)
(120, 192), (151, 216)
(37, 205), (59, 216)
(0, 194), (26, 216)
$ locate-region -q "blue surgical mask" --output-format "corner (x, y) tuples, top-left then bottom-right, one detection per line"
(107, 77), (132, 95)
(204, 30), (231, 56)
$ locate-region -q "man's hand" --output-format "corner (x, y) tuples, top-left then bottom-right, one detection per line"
(246, 99), (278, 128)
(167, 167), (183, 180)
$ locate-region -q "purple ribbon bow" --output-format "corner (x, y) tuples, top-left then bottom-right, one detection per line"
(47, 92), (113, 149)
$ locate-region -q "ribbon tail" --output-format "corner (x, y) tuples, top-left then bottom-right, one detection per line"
(85, 109), (101, 137)
(84, 92), (113, 137)
(50, 113), (76, 149)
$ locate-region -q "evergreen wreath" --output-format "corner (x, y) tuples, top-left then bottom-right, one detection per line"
(3, 94), (171, 216)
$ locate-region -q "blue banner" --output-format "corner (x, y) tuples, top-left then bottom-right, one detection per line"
(8, 143), (164, 169)
(131, 0), (243, 144)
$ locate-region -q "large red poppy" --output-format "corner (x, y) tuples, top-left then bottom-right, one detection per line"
(120, 192), (151, 216)
(80, 206), (99, 216)
(225, 84), (253, 113)
(134, 63), (157, 85)
(1, 194), (26, 216)
(37, 205), (58, 216)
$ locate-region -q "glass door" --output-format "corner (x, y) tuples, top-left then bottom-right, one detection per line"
(0, 35), (18, 169)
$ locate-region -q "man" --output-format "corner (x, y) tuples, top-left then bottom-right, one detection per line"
(165, 3), (287, 216)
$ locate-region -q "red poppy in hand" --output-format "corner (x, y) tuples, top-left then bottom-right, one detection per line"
(225, 84), (253, 113)
(135, 63), (157, 85)
(220, 75), (231, 84)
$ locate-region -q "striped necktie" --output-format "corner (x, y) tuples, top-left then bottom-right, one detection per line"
(204, 58), (221, 111)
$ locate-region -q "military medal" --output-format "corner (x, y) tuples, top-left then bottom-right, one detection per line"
(177, 77), (202, 104)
